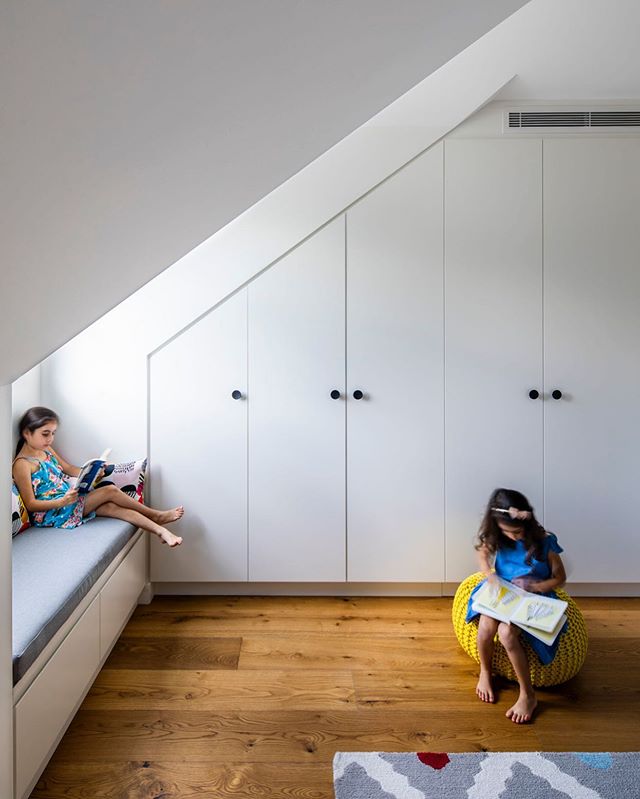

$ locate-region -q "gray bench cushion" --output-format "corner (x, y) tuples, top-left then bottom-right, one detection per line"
(12, 517), (138, 684)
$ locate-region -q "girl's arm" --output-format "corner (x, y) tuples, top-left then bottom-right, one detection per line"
(12, 460), (78, 513)
(477, 544), (496, 579)
(48, 446), (81, 477)
(527, 551), (567, 594)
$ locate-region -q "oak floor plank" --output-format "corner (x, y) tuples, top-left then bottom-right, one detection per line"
(104, 636), (242, 670)
(134, 595), (453, 616)
(124, 612), (451, 637)
(237, 633), (463, 671)
(31, 762), (332, 799)
(84, 669), (356, 711)
(535, 704), (640, 750)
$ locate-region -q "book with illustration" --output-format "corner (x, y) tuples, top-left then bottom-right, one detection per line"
(74, 448), (112, 495)
(471, 575), (567, 645)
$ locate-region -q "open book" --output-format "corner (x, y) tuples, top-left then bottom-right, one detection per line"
(73, 448), (112, 495)
(471, 575), (567, 645)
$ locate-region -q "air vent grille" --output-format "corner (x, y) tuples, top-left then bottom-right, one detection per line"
(508, 110), (640, 129)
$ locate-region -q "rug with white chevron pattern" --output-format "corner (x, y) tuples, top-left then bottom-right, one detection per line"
(333, 752), (638, 798)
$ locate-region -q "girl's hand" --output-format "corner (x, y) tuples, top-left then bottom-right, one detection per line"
(484, 571), (499, 588)
(57, 488), (79, 508)
(508, 506), (532, 521)
(512, 576), (543, 593)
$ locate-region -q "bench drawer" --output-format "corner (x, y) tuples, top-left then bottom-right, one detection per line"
(14, 596), (100, 799)
(100, 534), (146, 658)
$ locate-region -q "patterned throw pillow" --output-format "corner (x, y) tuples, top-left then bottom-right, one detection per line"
(95, 458), (147, 503)
(12, 483), (30, 536)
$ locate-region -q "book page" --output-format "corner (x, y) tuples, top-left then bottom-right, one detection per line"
(473, 578), (523, 620)
(510, 595), (568, 633)
(515, 613), (567, 645)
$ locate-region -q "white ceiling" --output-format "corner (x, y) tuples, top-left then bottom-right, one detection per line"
(0, 0), (526, 383)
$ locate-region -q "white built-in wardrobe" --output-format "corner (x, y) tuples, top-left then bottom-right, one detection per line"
(150, 136), (640, 587)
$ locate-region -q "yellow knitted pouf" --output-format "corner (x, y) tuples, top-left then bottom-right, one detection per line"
(452, 572), (588, 688)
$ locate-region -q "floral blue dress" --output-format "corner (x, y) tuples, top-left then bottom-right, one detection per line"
(16, 450), (96, 529)
(465, 532), (567, 664)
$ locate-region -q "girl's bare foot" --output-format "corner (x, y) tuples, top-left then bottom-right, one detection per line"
(155, 506), (185, 525)
(506, 693), (537, 723)
(158, 528), (183, 547)
(476, 669), (495, 703)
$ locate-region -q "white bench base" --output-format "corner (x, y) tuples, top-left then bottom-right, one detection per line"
(13, 530), (147, 799)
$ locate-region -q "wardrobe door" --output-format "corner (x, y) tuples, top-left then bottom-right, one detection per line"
(445, 139), (543, 581)
(248, 218), (345, 581)
(346, 142), (444, 581)
(150, 290), (247, 581)
(544, 139), (640, 582)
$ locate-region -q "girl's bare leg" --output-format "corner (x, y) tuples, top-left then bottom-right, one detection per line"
(476, 614), (499, 702)
(497, 622), (537, 723)
(84, 485), (183, 524)
(94, 501), (182, 547)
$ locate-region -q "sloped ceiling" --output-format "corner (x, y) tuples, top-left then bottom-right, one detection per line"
(0, 0), (528, 383)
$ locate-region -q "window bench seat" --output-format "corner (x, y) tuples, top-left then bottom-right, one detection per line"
(11, 518), (148, 799)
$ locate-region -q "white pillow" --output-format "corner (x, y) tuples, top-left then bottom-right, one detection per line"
(95, 458), (147, 503)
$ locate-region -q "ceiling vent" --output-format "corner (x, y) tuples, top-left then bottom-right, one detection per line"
(506, 110), (640, 131)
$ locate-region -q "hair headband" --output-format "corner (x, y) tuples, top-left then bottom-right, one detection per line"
(491, 506), (532, 521)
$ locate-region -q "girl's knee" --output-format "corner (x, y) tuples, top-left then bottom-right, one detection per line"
(477, 627), (495, 645)
(497, 623), (519, 648)
(478, 615), (498, 634)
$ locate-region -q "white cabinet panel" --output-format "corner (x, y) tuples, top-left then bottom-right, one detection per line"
(544, 139), (640, 582)
(150, 290), (247, 581)
(248, 219), (346, 581)
(445, 139), (543, 581)
(15, 598), (99, 799)
(100, 535), (146, 657)
(346, 143), (444, 581)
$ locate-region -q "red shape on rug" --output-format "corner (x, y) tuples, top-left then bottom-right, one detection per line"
(417, 752), (450, 769)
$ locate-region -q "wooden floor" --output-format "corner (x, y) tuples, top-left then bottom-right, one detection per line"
(32, 595), (640, 798)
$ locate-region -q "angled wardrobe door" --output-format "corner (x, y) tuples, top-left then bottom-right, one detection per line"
(346, 142), (444, 581)
(150, 289), (247, 581)
(248, 218), (345, 581)
(445, 138), (543, 581)
(544, 139), (640, 581)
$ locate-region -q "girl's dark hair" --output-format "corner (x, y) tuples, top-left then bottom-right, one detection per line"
(476, 487), (546, 565)
(15, 407), (59, 458)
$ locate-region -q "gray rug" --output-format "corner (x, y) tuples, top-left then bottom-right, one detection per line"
(333, 752), (639, 798)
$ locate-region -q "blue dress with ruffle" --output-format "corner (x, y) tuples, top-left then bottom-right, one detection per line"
(465, 532), (567, 664)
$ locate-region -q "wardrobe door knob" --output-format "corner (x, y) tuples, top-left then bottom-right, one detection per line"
(528, 389), (540, 400)
(231, 390), (243, 400)
(552, 389), (563, 400)
(353, 389), (364, 400)
(330, 389), (341, 400)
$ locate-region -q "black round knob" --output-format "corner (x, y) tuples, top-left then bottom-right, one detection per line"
(330, 389), (340, 400)
(528, 389), (540, 400)
(231, 390), (243, 400)
(552, 389), (563, 400)
(353, 390), (364, 400)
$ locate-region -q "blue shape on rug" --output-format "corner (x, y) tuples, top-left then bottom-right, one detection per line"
(577, 753), (614, 769)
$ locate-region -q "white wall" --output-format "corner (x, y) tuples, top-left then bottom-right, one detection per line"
(0, 0), (527, 386)
(11, 366), (42, 452)
(0, 385), (13, 799)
